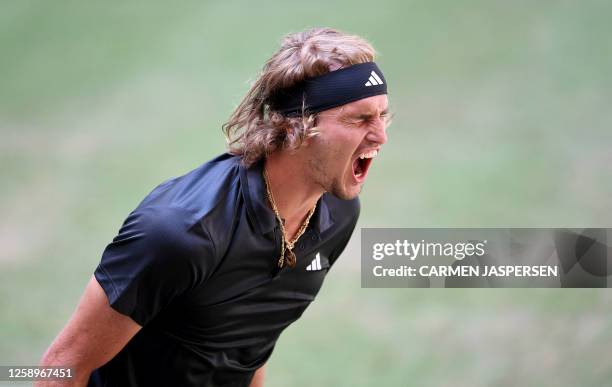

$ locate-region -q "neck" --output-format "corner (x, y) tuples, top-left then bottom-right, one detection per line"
(264, 150), (323, 228)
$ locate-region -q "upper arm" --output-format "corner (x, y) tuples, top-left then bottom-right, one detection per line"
(39, 276), (142, 382)
(249, 364), (266, 387)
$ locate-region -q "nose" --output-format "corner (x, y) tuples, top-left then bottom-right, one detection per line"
(365, 117), (388, 145)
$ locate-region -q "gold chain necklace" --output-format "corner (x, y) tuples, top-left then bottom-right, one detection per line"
(263, 168), (317, 268)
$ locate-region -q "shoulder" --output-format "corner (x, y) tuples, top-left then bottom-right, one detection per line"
(110, 153), (250, 261)
(319, 195), (360, 265)
(137, 153), (242, 215)
(111, 205), (216, 264)
(324, 194), (360, 228)
(319, 194), (360, 244)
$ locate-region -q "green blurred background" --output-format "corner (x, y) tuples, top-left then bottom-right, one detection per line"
(1, 1), (611, 386)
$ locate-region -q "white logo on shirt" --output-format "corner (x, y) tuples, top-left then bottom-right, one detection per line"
(306, 253), (322, 271)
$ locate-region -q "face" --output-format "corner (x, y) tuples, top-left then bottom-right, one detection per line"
(303, 94), (389, 199)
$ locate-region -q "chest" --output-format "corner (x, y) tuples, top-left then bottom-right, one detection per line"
(163, 225), (334, 340)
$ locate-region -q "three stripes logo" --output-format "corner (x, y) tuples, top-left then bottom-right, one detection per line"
(306, 253), (323, 271)
(365, 70), (384, 87)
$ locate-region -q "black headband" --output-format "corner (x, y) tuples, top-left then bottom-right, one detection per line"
(268, 62), (387, 117)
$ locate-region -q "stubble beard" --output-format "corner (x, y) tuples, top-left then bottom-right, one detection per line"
(307, 153), (361, 201)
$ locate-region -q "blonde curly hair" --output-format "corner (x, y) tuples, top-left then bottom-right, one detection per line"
(222, 27), (377, 167)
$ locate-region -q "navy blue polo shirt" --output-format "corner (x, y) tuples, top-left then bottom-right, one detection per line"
(88, 153), (359, 387)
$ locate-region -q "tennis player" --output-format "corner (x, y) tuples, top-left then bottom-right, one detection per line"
(37, 27), (390, 387)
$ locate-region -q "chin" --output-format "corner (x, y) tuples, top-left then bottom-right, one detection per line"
(329, 182), (362, 200)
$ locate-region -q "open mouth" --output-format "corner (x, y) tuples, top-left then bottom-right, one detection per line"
(352, 149), (378, 183)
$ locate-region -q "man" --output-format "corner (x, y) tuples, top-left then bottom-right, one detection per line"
(37, 27), (389, 386)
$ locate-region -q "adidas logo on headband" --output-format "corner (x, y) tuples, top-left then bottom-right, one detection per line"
(365, 71), (384, 87)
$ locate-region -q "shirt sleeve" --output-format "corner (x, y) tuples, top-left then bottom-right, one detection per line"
(94, 205), (215, 326)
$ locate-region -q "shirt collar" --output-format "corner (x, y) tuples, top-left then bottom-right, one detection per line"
(239, 157), (335, 236)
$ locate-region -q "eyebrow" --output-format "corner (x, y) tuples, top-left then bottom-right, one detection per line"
(350, 108), (389, 120)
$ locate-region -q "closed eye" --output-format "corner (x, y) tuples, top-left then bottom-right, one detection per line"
(334, 108), (393, 128)
(357, 110), (393, 128)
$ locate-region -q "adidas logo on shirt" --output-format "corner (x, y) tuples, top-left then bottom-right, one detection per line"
(365, 70), (384, 87)
(306, 253), (323, 271)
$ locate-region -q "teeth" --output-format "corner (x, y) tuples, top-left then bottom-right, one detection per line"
(359, 150), (378, 159)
